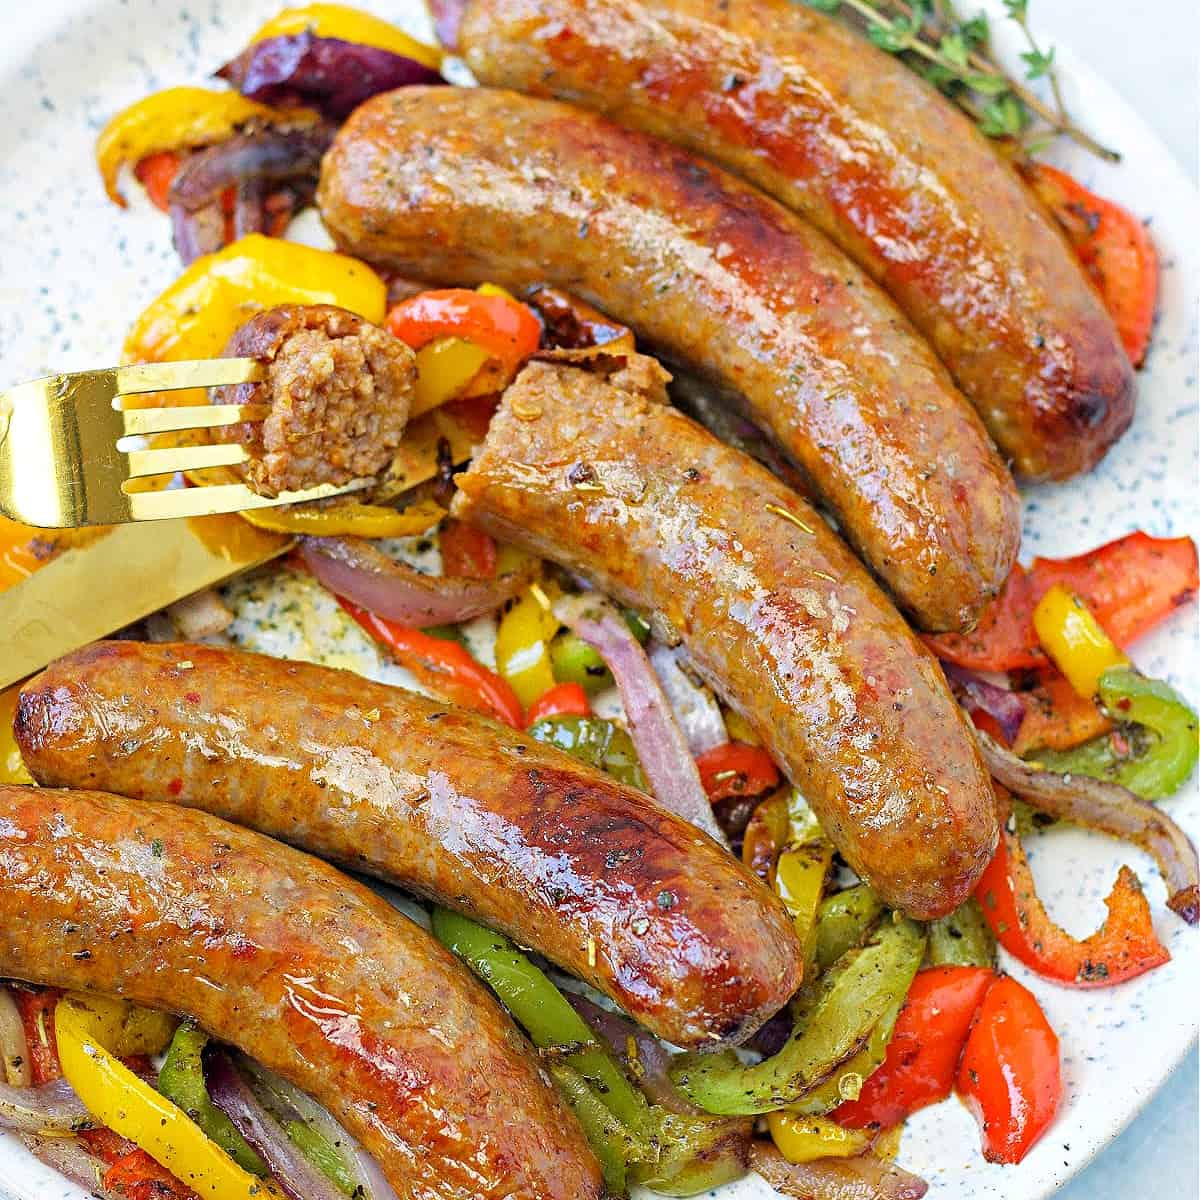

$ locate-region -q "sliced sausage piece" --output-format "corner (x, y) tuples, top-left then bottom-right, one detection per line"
(16, 640), (802, 1048)
(450, 356), (999, 920)
(215, 303), (414, 496)
(450, 0), (1135, 481)
(0, 784), (602, 1200)
(317, 86), (1020, 633)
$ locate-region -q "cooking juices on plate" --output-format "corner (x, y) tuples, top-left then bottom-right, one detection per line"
(0, 1), (1193, 1197)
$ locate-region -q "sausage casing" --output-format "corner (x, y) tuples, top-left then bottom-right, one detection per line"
(16, 640), (801, 1048)
(452, 0), (1135, 481)
(0, 784), (602, 1200)
(317, 86), (1020, 632)
(451, 356), (999, 919)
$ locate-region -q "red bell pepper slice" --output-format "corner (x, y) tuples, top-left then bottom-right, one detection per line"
(975, 791), (1169, 987)
(927, 532), (1198, 671)
(80, 1126), (139, 1166)
(956, 975), (1062, 1164)
(103, 1148), (199, 1200)
(1011, 669), (1113, 756)
(1025, 162), (1158, 366)
(695, 742), (781, 801)
(342, 599), (524, 729)
(834, 965), (995, 1129)
(386, 288), (542, 374)
(15, 987), (62, 1085)
(133, 151), (180, 213)
(439, 519), (498, 581)
(525, 682), (591, 727)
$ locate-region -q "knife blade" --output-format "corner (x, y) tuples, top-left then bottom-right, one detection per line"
(0, 515), (290, 689)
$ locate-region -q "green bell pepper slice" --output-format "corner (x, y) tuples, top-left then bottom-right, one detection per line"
(927, 896), (997, 968)
(157, 1023), (267, 1176)
(1030, 666), (1198, 800)
(812, 884), (885, 972)
(671, 917), (925, 1115)
(527, 714), (647, 791)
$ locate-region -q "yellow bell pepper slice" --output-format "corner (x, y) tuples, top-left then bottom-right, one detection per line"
(63, 993), (178, 1058)
(55, 997), (278, 1199)
(124, 233), (386, 368)
(721, 708), (760, 746)
(0, 686), (33, 786)
(251, 4), (442, 69)
(411, 337), (492, 418)
(1033, 583), (1131, 699)
(495, 583), (559, 707)
(766, 1111), (870, 1163)
(239, 497), (445, 537)
(97, 87), (313, 206)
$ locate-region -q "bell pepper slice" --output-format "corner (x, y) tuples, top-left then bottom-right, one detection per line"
(549, 630), (614, 694)
(1032, 665), (1199, 801)
(766, 1111), (869, 1163)
(102, 1149), (198, 1200)
(833, 966), (995, 1129)
(695, 743), (781, 802)
(926, 897), (997, 968)
(527, 714), (647, 791)
(133, 150), (181, 213)
(927, 532), (1199, 671)
(60, 994), (177, 1060)
(975, 790), (1169, 986)
(438, 519), (497, 581)
(525, 682), (591, 727)
(342, 599), (523, 727)
(1012, 669), (1113, 756)
(956, 975), (1062, 1164)
(741, 789), (790, 882)
(250, 4), (442, 70)
(1025, 162), (1158, 366)
(495, 584), (559, 707)
(671, 918), (925, 1115)
(16, 988), (62, 1085)
(158, 1024), (266, 1175)
(387, 288), (542, 409)
(430, 907), (651, 1129)
(1033, 584), (1130, 698)
(239, 498), (444, 538)
(97, 87), (310, 207)
(55, 997), (276, 1199)
(812, 884), (885, 973)
(125, 233), (386, 367)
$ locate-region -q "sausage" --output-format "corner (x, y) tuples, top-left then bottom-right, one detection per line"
(0, 784), (602, 1200)
(448, 0), (1135, 481)
(16, 640), (802, 1048)
(215, 303), (414, 497)
(450, 355), (999, 919)
(317, 86), (1020, 633)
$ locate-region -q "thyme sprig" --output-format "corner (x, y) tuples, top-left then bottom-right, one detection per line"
(804, 0), (1119, 161)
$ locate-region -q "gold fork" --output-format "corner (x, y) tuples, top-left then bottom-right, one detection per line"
(0, 359), (371, 528)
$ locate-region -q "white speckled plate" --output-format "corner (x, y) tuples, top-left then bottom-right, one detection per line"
(0, 2), (1196, 1198)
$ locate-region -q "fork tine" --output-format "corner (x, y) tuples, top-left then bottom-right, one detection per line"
(114, 358), (265, 395)
(124, 442), (249, 479)
(125, 478), (371, 521)
(121, 403), (271, 437)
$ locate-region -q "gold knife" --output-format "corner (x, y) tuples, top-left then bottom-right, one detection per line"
(0, 516), (290, 689)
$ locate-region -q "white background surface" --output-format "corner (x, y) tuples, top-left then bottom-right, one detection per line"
(1036, 6), (1198, 1199)
(0, 1), (1195, 1197)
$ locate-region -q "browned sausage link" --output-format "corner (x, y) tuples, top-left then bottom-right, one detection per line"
(317, 87), (1020, 633)
(450, 357), (999, 919)
(452, 0), (1135, 482)
(0, 784), (602, 1200)
(16, 640), (801, 1048)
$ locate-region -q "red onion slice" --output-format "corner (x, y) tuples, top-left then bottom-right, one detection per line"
(752, 1142), (928, 1200)
(942, 661), (1025, 745)
(554, 595), (725, 843)
(0, 987), (30, 1088)
(977, 729), (1200, 924)
(207, 1051), (347, 1200)
(0, 1076), (91, 1134)
(300, 535), (533, 627)
(648, 642), (727, 756)
(217, 33), (443, 120)
(19, 1135), (116, 1198)
(170, 200), (224, 265)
